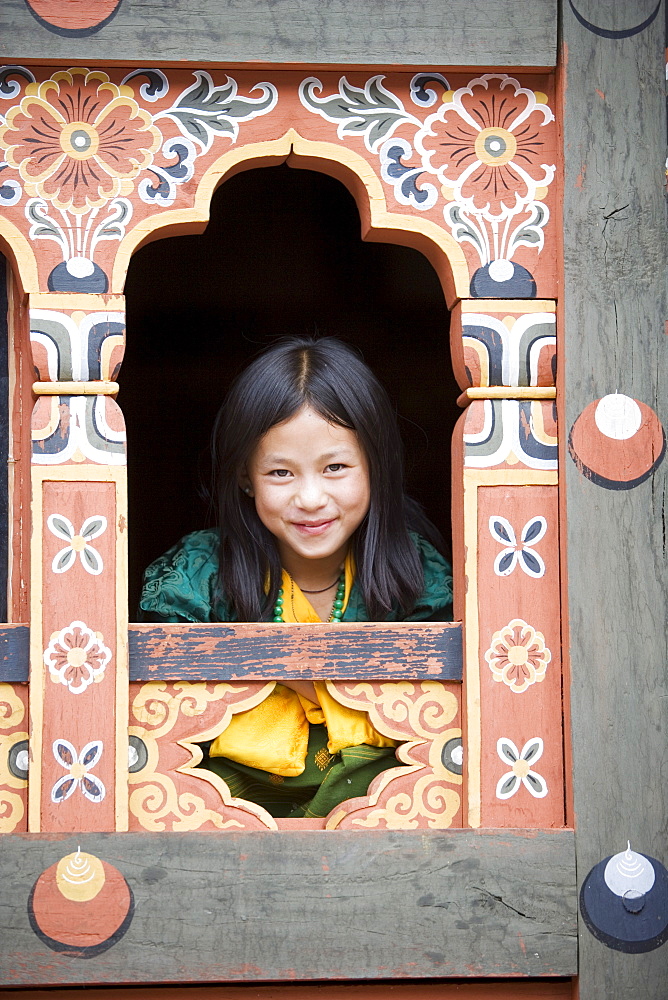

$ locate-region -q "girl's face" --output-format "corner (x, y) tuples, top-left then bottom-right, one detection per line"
(244, 405), (371, 578)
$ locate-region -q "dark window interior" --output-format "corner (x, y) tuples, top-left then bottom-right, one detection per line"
(122, 165), (458, 615)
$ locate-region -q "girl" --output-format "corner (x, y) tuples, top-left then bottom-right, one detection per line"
(140, 337), (453, 818)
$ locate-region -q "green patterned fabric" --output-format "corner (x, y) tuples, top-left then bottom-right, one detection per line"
(139, 529), (453, 624)
(139, 529), (453, 818)
(205, 724), (396, 819)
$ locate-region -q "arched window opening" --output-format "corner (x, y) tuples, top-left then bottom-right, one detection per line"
(122, 164), (459, 615)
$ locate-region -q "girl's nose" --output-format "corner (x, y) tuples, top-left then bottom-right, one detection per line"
(295, 477), (327, 510)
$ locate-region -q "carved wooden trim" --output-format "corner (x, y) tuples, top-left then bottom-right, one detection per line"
(128, 679), (462, 832)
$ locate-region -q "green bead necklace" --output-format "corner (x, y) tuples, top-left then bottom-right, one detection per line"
(272, 571), (346, 623)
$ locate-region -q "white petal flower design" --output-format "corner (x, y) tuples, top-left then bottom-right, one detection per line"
(485, 618), (551, 693)
(47, 513), (107, 575)
(489, 515), (547, 578)
(51, 738), (105, 804)
(496, 736), (548, 799)
(44, 620), (111, 695)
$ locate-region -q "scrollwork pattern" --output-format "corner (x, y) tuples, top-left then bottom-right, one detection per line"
(325, 680), (458, 740)
(0, 682), (26, 729)
(0, 684), (28, 833)
(324, 682), (462, 830)
(129, 680), (277, 831)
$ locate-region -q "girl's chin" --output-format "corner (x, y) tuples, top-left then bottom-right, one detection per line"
(282, 531), (348, 563)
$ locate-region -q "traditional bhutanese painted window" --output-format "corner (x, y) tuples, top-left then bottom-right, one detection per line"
(0, 65), (563, 838)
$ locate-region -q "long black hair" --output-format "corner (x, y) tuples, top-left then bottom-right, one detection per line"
(212, 337), (442, 621)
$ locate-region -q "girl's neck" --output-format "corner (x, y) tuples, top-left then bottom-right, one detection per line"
(278, 542), (348, 594)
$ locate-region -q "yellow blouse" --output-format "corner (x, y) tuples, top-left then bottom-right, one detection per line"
(209, 553), (397, 776)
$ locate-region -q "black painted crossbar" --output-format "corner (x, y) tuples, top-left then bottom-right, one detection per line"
(0, 623), (464, 683)
(128, 621), (463, 682)
(0, 624), (29, 682)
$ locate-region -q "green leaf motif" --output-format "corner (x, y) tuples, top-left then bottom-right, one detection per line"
(56, 549), (75, 572)
(26, 199), (67, 250)
(82, 547), (101, 573)
(162, 72), (278, 152)
(299, 75), (421, 153)
(50, 516), (73, 540)
(507, 201), (549, 257)
(444, 203), (486, 263)
(82, 518), (105, 539)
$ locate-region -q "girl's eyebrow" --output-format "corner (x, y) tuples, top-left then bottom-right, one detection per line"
(261, 449), (356, 464)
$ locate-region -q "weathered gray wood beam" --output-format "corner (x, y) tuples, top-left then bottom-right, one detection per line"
(0, 830), (576, 985)
(0, 0), (557, 67)
(561, 1), (668, 997)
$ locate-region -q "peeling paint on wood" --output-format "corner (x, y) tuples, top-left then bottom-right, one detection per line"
(0, 624), (29, 681)
(129, 622), (463, 681)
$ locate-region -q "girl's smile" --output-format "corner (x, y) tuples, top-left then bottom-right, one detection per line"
(244, 405), (370, 587)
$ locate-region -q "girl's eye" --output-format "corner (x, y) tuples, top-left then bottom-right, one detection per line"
(270, 469), (291, 478)
(326, 463), (346, 472)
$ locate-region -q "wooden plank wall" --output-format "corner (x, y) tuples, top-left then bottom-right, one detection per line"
(0, 0), (557, 66)
(561, 1), (668, 998)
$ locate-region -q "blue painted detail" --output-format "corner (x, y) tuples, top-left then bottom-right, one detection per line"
(382, 144), (434, 208)
(0, 625), (29, 682)
(517, 400), (558, 462)
(568, 0), (661, 39)
(47, 261), (109, 293)
(87, 321), (125, 381)
(470, 262), (536, 298)
(580, 854), (668, 953)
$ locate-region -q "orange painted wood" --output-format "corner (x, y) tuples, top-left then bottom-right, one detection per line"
(24, 1), (122, 32)
(129, 622), (463, 681)
(128, 679), (277, 832)
(8, 276), (31, 623)
(38, 481), (118, 832)
(128, 678), (462, 832)
(0, 67), (558, 301)
(0, 681), (28, 833)
(477, 485), (564, 827)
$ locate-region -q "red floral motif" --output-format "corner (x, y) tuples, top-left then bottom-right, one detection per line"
(416, 74), (555, 218)
(44, 620), (111, 695)
(0, 68), (161, 214)
(484, 618), (551, 694)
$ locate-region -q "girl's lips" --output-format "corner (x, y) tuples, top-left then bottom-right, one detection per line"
(292, 518), (336, 535)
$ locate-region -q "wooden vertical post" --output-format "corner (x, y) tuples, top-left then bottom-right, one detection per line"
(561, 2), (668, 996)
(27, 293), (128, 833)
(451, 300), (564, 829)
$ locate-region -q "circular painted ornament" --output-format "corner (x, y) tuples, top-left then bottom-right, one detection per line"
(580, 844), (668, 953)
(568, 393), (665, 489)
(28, 848), (134, 957)
(24, 1), (123, 34)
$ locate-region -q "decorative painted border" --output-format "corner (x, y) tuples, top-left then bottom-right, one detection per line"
(0, 66), (557, 299)
(128, 679), (462, 832)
